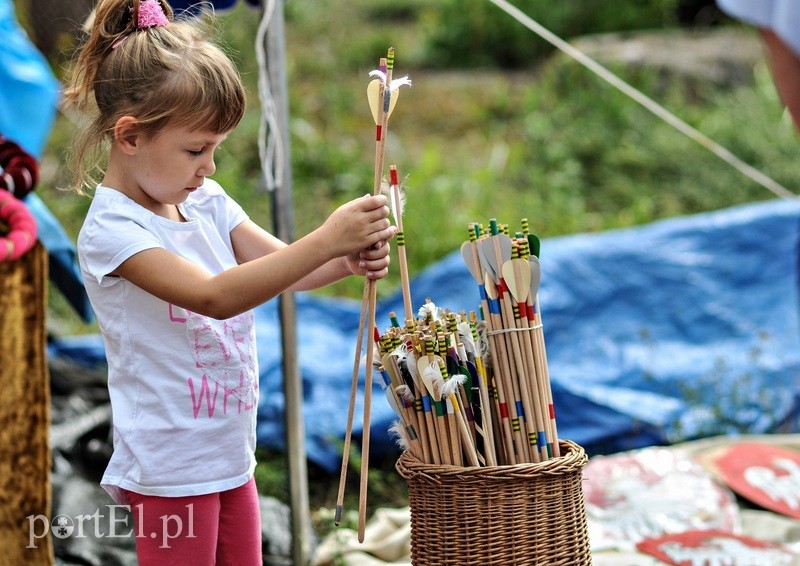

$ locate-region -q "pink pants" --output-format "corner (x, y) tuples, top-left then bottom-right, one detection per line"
(123, 477), (262, 565)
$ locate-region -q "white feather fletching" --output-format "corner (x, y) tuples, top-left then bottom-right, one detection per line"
(388, 420), (410, 451)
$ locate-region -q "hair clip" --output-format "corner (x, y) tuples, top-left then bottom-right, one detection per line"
(111, 35), (129, 50)
(137, 0), (169, 29)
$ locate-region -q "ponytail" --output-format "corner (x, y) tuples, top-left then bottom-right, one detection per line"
(65, 1), (174, 110)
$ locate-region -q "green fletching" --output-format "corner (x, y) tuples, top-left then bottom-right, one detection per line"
(527, 233), (541, 258)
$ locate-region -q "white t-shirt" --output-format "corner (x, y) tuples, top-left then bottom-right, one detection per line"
(78, 180), (258, 504)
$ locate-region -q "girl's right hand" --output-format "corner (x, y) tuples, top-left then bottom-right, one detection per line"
(321, 194), (396, 258)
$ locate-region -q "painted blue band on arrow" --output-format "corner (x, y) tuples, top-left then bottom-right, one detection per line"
(422, 395), (431, 412)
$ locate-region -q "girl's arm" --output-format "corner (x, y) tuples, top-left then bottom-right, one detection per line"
(112, 194), (395, 319)
(230, 219), (392, 292)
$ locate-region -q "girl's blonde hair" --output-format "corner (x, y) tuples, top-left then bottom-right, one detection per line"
(64, 0), (246, 193)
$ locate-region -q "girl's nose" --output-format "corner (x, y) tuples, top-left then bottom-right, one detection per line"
(199, 154), (216, 176)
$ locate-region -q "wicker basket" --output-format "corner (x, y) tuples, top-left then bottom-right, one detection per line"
(395, 439), (591, 565)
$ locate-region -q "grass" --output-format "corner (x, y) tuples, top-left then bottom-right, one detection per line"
(33, 0), (800, 542)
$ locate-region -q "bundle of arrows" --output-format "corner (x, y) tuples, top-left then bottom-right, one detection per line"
(335, 47), (412, 541)
(375, 218), (560, 469)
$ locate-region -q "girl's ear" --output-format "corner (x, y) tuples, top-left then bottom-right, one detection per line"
(114, 116), (141, 155)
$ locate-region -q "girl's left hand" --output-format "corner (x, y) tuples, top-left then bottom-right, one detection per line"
(345, 240), (392, 280)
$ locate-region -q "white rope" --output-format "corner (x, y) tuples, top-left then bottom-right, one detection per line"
(488, 0), (797, 201)
(255, 0), (283, 192)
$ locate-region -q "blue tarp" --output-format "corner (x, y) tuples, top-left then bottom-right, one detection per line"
(50, 197), (800, 471)
(0, 0), (58, 158)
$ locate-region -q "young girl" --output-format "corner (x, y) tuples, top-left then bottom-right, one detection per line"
(64, 0), (396, 563)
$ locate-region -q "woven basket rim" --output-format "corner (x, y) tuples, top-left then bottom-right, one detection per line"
(396, 438), (588, 481)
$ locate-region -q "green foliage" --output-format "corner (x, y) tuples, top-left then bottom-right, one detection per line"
(254, 448), (291, 501)
(511, 57), (797, 233)
(420, 0), (681, 69)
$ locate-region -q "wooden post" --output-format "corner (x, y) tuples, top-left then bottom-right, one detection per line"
(261, 1), (311, 564)
(0, 244), (52, 565)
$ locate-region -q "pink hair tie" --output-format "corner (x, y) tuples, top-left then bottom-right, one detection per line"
(112, 0), (169, 50)
(137, 0), (169, 29)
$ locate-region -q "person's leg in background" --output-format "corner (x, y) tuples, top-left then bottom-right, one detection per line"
(760, 29), (800, 133)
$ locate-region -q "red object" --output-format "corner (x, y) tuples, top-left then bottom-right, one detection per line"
(637, 530), (795, 565)
(713, 443), (800, 519)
